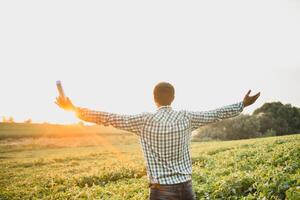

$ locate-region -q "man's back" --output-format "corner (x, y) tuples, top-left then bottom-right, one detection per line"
(140, 106), (192, 184)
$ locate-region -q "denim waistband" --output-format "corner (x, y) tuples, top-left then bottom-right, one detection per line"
(148, 180), (192, 189)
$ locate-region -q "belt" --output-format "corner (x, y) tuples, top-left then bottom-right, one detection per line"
(148, 180), (192, 189)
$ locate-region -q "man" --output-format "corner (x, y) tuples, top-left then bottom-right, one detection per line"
(55, 82), (260, 200)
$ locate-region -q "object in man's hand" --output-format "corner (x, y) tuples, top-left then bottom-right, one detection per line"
(56, 80), (66, 99)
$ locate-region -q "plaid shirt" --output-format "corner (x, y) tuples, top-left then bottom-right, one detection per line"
(76, 102), (244, 184)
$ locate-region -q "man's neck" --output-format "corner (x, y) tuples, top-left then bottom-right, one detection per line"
(157, 105), (172, 110)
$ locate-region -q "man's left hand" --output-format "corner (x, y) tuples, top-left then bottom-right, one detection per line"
(243, 90), (260, 107)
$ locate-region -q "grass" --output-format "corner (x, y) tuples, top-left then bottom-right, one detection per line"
(0, 126), (299, 199)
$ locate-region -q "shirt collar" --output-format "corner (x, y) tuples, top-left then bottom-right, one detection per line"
(157, 105), (173, 111)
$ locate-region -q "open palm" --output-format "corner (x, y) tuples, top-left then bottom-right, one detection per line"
(243, 90), (260, 107)
(55, 96), (76, 111)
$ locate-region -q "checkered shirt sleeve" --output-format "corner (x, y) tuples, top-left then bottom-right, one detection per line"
(76, 108), (146, 135)
(187, 101), (244, 131)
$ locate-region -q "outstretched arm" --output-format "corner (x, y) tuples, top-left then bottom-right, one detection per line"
(188, 90), (260, 131)
(55, 96), (146, 135)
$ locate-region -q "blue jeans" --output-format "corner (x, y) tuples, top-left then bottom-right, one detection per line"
(149, 180), (196, 200)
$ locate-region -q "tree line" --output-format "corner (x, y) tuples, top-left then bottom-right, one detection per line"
(1, 117), (32, 124)
(194, 102), (300, 141)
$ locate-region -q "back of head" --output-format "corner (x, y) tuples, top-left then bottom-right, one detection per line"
(153, 82), (175, 106)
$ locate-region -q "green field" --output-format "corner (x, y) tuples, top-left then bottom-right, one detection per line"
(0, 128), (299, 199)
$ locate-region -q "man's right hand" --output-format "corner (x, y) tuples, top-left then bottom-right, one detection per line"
(243, 90), (260, 107)
(55, 96), (77, 112)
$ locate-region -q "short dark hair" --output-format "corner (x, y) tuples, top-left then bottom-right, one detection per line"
(153, 82), (175, 106)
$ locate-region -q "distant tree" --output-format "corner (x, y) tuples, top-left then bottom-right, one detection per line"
(2, 116), (7, 123)
(224, 115), (261, 140)
(8, 117), (14, 123)
(264, 128), (276, 137)
(195, 121), (227, 140)
(253, 102), (284, 115)
(24, 119), (32, 124)
(254, 102), (300, 135)
(195, 114), (261, 140)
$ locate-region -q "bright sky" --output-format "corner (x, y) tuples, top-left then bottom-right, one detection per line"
(1, 0), (300, 124)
